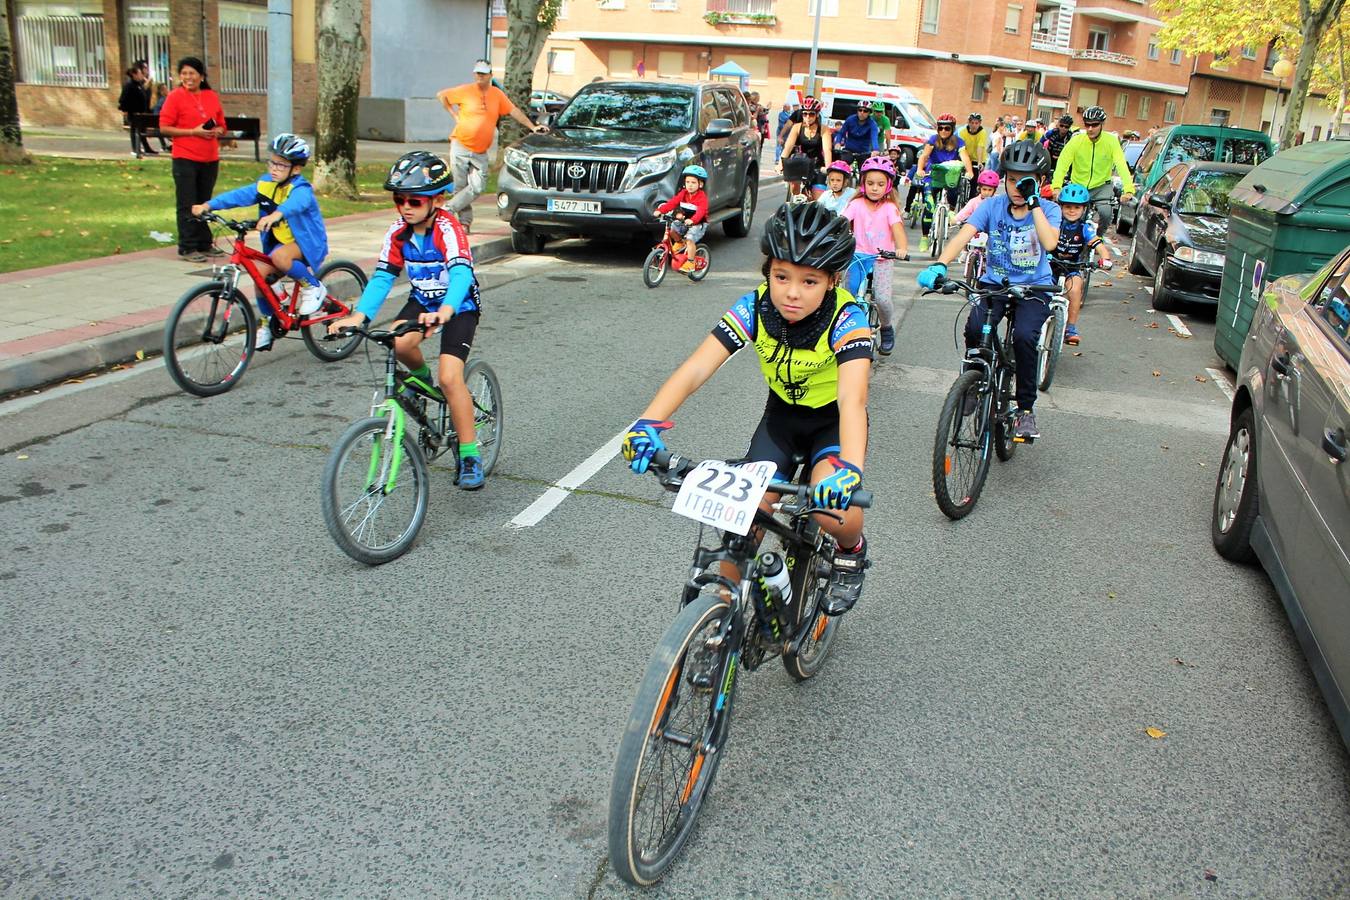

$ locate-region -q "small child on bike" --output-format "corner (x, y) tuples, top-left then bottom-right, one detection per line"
(1051, 183), (1113, 345)
(816, 161), (856, 215)
(955, 169), (1000, 225)
(327, 151), (487, 490)
(654, 165), (709, 274)
(842, 156), (908, 356)
(192, 133), (328, 351)
(622, 203), (873, 615)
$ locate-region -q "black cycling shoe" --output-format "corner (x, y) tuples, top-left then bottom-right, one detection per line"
(823, 534), (869, 616)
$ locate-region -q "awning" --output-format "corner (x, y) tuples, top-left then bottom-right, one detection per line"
(710, 60), (751, 77)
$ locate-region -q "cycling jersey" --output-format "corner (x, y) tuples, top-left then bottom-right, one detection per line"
(713, 285), (871, 408)
(208, 174), (329, 267)
(921, 134), (965, 169)
(1051, 217), (1103, 264)
(1051, 131), (1135, 194)
(957, 126), (988, 166)
(838, 114), (880, 155)
(356, 209), (480, 322)
(1042, 127), (1075, 166)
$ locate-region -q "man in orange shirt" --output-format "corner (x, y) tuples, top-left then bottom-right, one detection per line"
(437, 59), (548, 230)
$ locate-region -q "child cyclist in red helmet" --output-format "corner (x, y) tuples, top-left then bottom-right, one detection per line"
(623, 203), (875, 615)
(328, 151), (488, 490)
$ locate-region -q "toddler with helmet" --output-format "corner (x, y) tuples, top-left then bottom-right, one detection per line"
(1050, 182), (1113, 345)
(193, 132), (329, 350)
(816, 161), (856, 215)
(841, 155), (909, 355)
(654, 165), (710, 274)
(622, 202), (875, 615)
(955, 169), (1001, 224)
(327, 150), (488, 490)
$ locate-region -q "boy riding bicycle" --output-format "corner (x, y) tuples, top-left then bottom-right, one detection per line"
(654, 165), (710, 274)
(328, 151), (487, 490)
(192, 133), (328, 350)
(1050, 183), (1113, 345)
(623, 202), (873, 615)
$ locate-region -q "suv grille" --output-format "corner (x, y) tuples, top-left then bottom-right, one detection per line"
(531, 158), (629, 193)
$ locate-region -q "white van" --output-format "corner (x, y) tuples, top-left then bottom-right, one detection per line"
(789, 74), (937, 171)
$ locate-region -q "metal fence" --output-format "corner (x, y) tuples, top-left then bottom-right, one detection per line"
(218, 22), (268, 94)
(15, 15), (107, 88)
(705, 0), (775, 12)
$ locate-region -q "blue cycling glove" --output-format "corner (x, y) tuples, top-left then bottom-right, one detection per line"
(622, 418), (673, 474)
(812, 456), (863, 510)
(917, 263), (947, 290)
(1016, 177), (1040, 209)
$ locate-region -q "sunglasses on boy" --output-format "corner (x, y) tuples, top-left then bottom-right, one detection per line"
(393, 194), (431, 209)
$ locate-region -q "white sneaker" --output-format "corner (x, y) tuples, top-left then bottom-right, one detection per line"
(255, 323), (273, 350)
(297, 282), (325, 315)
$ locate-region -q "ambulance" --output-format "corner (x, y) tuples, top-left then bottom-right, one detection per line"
(788, 74), (938, 171)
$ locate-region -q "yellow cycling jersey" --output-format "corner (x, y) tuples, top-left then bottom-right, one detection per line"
(256, 179), (296, 245)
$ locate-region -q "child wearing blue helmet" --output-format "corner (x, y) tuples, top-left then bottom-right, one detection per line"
(655, 165), (709, 274)
(1052, 182), (1113, 345)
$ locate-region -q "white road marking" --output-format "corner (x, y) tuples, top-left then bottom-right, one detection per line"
(507, 431), (627, 529)
(1205, 367), (1236, 402)
(1166, 314), (1192, 338)
(1143, 286), (1154, 295)
(1110, 243), (1122, 257)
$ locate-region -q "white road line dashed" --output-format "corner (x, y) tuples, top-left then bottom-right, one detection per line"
(1166, 314), (1192, 338)
(1205, 367), (1236, 402)
(506, 431), (627, 529)
(1143, 286), (1154, 295)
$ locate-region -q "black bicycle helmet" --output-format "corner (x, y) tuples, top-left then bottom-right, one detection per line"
(999, 139), (1050, 176)
(384, 151), (453, 195)
(269, 132), (310, 163)
(1082, 105), (1107, 124)
(761, 202), (856, 273)
(1057, 114), (1074, 127)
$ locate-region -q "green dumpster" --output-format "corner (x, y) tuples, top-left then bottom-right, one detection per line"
(1216, 141), (1350, 369)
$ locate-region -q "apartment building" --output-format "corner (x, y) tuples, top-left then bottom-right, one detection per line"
(495, 0), (1339, 137)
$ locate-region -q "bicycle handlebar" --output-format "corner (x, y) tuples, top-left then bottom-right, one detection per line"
(649, 450), (874, 510)
(197, 211), (258, 234)
(323, 319), (425, 344)
(923, 276), (1059, 302)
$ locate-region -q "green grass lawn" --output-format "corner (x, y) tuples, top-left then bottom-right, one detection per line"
(0, 157), (495, 274)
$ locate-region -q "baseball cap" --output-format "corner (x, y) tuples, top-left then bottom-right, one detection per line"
(473, 60), (492, 74)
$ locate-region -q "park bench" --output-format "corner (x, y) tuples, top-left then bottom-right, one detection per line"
(129, 113), (262, 161)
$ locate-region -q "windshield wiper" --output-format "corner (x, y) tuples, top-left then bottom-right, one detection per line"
(602, 125), (667, 133)
(556, 123), (605, 131)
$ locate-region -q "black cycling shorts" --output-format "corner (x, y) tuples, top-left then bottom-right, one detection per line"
(744, 393), (847, 481)
(395, 300), (478, 361)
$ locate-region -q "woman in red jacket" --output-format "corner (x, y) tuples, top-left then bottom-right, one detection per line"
(158, 57), (226, 262)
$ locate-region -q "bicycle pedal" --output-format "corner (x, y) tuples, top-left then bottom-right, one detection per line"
(1013, 435), (1036, 444)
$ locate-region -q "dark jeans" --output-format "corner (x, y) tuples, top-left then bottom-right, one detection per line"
(964, 290), (1051, 411)
(173, 157), (219, 254)
(129, 127), (154, 155)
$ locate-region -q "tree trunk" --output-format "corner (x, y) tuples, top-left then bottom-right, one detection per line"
(0, 1), (27, 164)
(1282, 0), (1349, 148)
(500, 0), (558, 150)
(312, 0), (365, 198)
(1337, 27), (1348, 136)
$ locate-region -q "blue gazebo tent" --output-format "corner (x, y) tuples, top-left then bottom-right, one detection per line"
(710, 60), (750, 91)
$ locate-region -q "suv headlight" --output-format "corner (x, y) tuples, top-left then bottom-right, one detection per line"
(505, 147), (533, 185)
(621, 150), (677, 192)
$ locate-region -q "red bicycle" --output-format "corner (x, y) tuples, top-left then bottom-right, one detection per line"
(643, 214), (711, 288)
(162, 212), (368, 396)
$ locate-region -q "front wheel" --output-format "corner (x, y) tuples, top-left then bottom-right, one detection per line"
(1211, 407), (1259, 563)
(932, 369), (992, 520)
(302, 260), (368, 362)
(963, 249), (983, 284)
(931, 204), (949, 258)
(162, 282), (256, 397)
(608, 592), (734, 886)
(782, 522), (839, 681)
(643, 246), (668, 288)
(688, 246), (712, 282)
(464, 360), (504, 475)
(321, 414), (430, 565)
(1151, 257), (1177, 312)
(1037, 303), (1067, 391)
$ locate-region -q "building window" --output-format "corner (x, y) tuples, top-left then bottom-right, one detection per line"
(738, 54), (770, 83)
(1147, 40), (1159, 61)
(1004, 4), (1022, 34)
(1088, 27), (1110, 52)
(491, 0), (506, 14)
(868, 0), (899, 17)
(548, 48), (575, 75)
(1138, 95), (1151, 119)
(1114, 93), (1128, 117)
(1164, 99), (1178, 122)
(217, 2), (268, 94)
(14, 0), (107, 88)
(1241, 45), (1257, 60)
(658, 50), (685, 78)
(808, 0), (839, 15)
(815, 57), (840, 76)
(868, 61), (898, 83)
(921, 0), (940, 33)
(1211, 108), (1230, 126)
(972, 73), (990, 102)
(1002, 76), (1028, 106)
(1170, 48), (1183, 64)
(1033, 7), (1056, 34)
(1077, 86), (1099, 110)
(126, 4), (171, 83)
(608, 49), (633, 76)
(1264, 41), (1280, 72)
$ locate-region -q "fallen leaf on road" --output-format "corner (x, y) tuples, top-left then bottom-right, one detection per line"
(1145, 726), (1167, 739)
(1204, 868), (1218, 882)
(1129, 316), (1138, 321)
(1146, 321), (1160, 329)
(1195, 375), (1208, 383)
(1107, 592), (1116, 599)
(1174, 657), (1197, 668)
(1198, 461), (1208, 467)
(16, 454), (28, 460)
(135, 350), (146, 360)
(1161, 444), (1170, 450)
(1073, 351), (1084, 356)
(62, 378), (84, 385)
(1152, 370), (1162, 377)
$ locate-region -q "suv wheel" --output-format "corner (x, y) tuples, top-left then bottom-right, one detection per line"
(512, 227), (545, 255)
(723, 178), (757, 238)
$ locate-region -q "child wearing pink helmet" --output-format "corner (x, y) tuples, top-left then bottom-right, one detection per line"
(841, 156), (909, 355)
(817, 160), (856, 215)
(955, 168), (1001, 224)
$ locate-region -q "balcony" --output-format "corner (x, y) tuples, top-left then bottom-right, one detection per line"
(704, 0), (777, 23)
(1031, 30), (1060, 50)
(1073, 48), (1137, 66)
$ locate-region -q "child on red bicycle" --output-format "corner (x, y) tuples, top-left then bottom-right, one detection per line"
(654, 165), (709, 274)
(192, 133), (328, 350)
(327, 151), (487, 490)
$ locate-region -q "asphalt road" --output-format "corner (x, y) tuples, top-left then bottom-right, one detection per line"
(3, 209), (1349, 898)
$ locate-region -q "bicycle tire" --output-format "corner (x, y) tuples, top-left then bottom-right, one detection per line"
(688, 246), (711, 282)
(302, 260), (368, 362)
(321, 414), (430, 565)
(464, 360), (504, 475)
(994, 372), (1017, 462)
(608, 591), (734, 886)
(962, 249), (981, 284)
(1037, 304), (1067, 392)
(781, 519), (839, 682)
(643, 247), (668, 289)
(866, 301), (880, 364)
(905, 194), (922, 229)
(162, 282), (256, 397)
(932, 369), (992, 520)
(931, 205), (948, 258)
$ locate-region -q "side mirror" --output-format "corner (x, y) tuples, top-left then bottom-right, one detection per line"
(705, 117), (734, 138)
(1148, 191), (1174, 210)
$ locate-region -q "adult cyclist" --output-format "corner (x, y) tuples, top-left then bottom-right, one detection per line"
(780, 96), (832, 201)
(835, 100), (881, 169)
(1050, 105), (1134, 233)
(912, 113), (975, 252)
(957, 113), (989, 171)
(1042, 114), (1075, 173)
(916, 140), (1062, 441)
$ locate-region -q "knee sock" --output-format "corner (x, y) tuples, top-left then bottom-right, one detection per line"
(286, 259), (321, 287)
(458, 441), (479, 459)
(407, 363), (432, 383)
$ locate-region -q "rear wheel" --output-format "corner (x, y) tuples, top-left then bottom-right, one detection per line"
(722, 179), (756, 238)
(608, 592), (733, 886)
(321, 414), (430, 566)
(1211, 407), (1259, 563)
(1127, 230), (1149, 276)
(688, 246), (712, 282)
(643, 247), (668, 288)
(302, 260), (367, 362)
(994, 372), (1018, 462)
(1037, 303), (1067, 391)
(932, 369), (992, 520)
(464, 360), (504, 475)
(162, 282), (255, 397)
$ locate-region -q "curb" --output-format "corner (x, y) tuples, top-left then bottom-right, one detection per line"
(0, 235), (515, 398)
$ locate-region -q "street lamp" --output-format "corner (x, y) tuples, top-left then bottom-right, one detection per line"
(1271, 58), (1294, 143)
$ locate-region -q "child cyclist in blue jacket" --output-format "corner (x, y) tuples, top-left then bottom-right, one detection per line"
(193, 133), (328, 350)
(328, 151), (487, 490)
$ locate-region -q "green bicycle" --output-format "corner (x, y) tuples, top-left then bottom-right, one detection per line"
(320, 321), (503, 565)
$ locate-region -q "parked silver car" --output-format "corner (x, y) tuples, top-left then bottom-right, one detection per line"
(1212, 245), (1350, 748)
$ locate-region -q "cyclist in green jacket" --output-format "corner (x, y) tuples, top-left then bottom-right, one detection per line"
(1050, 106), (1135, 231)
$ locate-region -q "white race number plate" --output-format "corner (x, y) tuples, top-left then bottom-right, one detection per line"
(672, 460), (777, 536)
(546, 197), (601, 214)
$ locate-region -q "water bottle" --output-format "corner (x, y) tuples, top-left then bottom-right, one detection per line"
(754, 552), (794, 640)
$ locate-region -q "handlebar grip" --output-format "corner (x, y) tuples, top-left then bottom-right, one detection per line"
(849, 490), (874, 509)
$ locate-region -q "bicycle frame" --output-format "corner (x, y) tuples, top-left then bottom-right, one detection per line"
(207, 216), (352, 331)
(359, 327), (454, 492)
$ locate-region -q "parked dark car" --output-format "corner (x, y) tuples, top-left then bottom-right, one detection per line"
(529, 90), (570, 120)
(1211, 244), (1350, 750)
(496, 80), (761, 254)
(1126, 161), (1251, 310)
